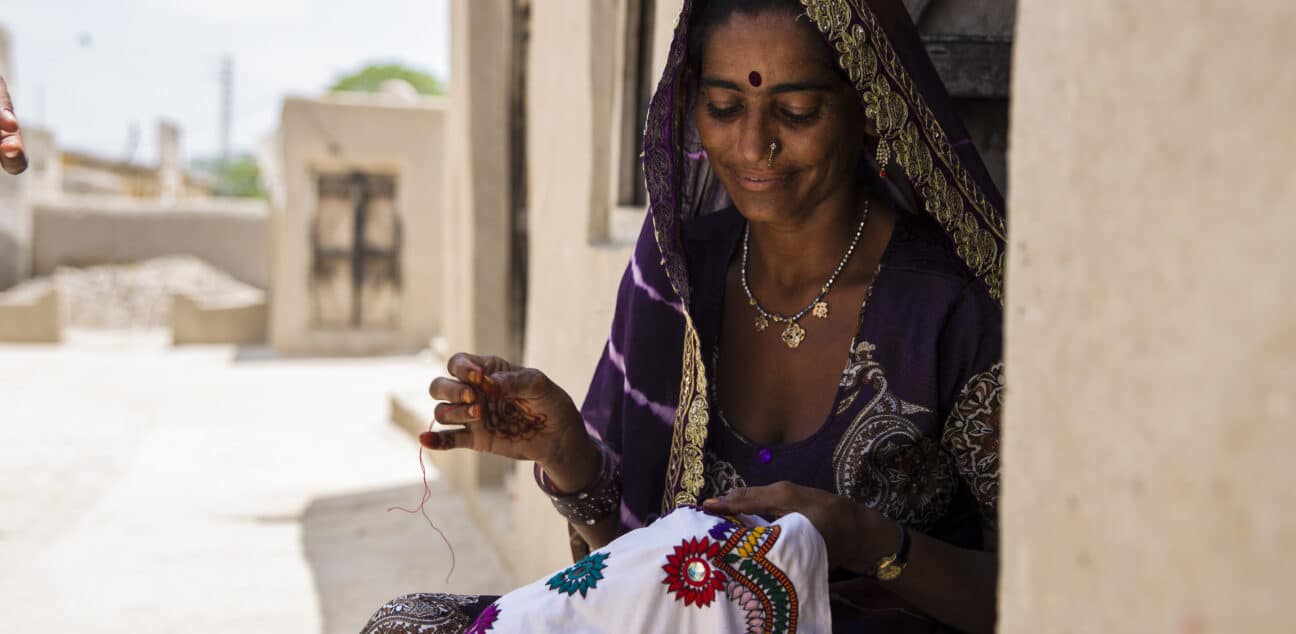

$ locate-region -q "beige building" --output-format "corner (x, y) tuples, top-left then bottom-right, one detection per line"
(266, 90), (446, 355)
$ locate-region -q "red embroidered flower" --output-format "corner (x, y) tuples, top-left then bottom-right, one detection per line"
(662, 536), (728, 607)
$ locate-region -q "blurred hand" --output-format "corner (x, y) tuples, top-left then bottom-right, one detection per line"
(422, 352), (592, 471)
(0, 76), (28, 175)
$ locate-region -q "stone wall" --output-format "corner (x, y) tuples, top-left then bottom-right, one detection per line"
(31, 195), (270, 289)
(1002, 1), (1296, 631)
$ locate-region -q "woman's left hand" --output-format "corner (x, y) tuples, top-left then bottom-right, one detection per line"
(703, 482), (889, 574)
(0, 76), (28, 175)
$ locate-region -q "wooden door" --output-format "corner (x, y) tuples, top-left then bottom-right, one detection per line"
(310, 171), (403, 329)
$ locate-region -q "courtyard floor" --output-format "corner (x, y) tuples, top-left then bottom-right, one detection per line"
(0, 329), (511, 633)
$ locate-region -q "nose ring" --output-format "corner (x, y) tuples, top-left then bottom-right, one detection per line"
(767, 141), (779, 168)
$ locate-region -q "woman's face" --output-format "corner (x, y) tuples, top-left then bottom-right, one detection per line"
(695, 11), (866, 225)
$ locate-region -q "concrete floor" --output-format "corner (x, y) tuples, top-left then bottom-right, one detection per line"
(0, 329), (512, 633)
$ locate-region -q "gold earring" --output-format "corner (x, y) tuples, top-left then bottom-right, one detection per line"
(767, 141), (779, 168)
(876, 137), (890, 178)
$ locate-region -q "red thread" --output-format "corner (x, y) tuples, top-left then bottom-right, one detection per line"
(386, 419), (457, 585)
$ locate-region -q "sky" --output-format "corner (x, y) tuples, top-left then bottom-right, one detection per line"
(1, 0), (450, 166)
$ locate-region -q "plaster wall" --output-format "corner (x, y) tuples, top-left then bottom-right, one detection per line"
(1002, 1), (1296, 631)
(504, 0), (670, 582)
(439, 0), (518, 361)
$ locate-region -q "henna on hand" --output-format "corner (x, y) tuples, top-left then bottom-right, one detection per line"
(479, 376), (548, 441)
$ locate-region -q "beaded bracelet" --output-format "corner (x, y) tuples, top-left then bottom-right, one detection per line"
(534, 439), (622, 526)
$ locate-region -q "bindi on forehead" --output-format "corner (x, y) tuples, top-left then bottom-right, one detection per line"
(748, 71), (762, 87)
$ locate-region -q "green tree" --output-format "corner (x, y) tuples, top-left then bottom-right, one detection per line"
(329, 63), (445, 96)
(194, 154), (264, 198)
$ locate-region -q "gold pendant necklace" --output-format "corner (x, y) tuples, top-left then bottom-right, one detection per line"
(740, 202), (870, 349)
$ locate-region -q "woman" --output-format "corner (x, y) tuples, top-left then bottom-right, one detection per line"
(364, 0), (1005, 632)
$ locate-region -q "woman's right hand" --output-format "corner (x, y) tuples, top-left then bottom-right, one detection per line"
(423, 352), (599, 490)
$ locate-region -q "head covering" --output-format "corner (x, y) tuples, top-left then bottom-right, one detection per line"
(581, 0), (1007, 534)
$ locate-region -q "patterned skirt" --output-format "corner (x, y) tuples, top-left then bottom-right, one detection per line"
(361, 593), (497, 634)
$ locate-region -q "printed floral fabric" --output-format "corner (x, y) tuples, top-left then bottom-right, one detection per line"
(360, 593), (481, 634)
(832, 339), (958, 528)
(940, 362), (1005, 530)
(467, 507), (831, 633)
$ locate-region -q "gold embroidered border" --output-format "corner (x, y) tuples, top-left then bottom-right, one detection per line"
(644, 3), (710, 513)
(660, 316), (710, 514)
(644, 6), (694, 309)
(800, 0), (1007, 303)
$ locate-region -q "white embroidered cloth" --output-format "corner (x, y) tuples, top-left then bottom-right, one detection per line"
(464, 507), (832, 633)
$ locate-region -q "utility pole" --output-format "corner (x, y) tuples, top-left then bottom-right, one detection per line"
(219, 55), (233, 164)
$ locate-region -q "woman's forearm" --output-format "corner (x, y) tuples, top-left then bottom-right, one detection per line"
(536, 427), (621, 551)
(858, 516), (998, 634)
(570, 513), (620, 551)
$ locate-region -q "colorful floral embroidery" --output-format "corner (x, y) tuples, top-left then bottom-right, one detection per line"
(662, 536), (728, 607)
(663, 521), (799, 634)
(725, 579), (767, 634)
(708, 519), (737, 541)
(464, 602), (499, 634)
(732, 526), (769, 559)
(546, 551), (610, 598)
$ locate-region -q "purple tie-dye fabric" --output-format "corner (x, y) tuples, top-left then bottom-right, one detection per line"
(581, 215), (685, 531)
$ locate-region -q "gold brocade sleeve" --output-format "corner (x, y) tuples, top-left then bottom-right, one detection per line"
(940, 362), (1005, 531)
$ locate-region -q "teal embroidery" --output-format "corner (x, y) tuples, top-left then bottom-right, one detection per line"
(547, 551), (610, 598)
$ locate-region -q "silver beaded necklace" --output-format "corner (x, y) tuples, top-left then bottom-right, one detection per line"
(741, 201), (870, 349)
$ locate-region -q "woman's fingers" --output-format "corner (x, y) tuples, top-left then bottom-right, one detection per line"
(433, 401), (480, 425)
(702, 482), (799, 516)
(428, 376), (476, 404)
(0, 114), (27, 173)
(0, 107), (17, 133)
(420, 429), (473, 451)
(486, 368), (550, 399)
(447, 352), (511, 385)
(0, 77), (27, 174)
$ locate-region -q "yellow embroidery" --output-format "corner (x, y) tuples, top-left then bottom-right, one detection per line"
(734, 526), (768, 558)
(800, 0), (1006, 303)
(662, 317), (709, 513)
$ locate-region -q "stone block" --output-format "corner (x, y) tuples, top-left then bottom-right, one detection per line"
(0, 283), (60, 342)
(171, 291), (268, 345)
